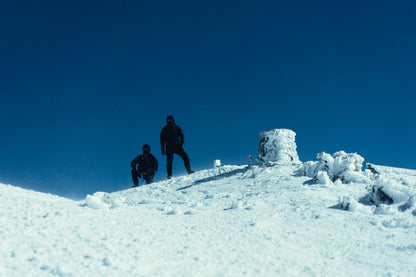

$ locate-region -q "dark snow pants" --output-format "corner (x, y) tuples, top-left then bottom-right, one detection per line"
(166, 146), (191, 177)
(131, 169), (154, 186)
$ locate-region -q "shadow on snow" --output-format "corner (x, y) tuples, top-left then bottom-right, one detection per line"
(176, 167), (248, 191)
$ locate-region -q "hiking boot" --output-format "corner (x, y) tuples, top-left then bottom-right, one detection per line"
(187, 170), (195, 174)
(167, 176), (172, 179)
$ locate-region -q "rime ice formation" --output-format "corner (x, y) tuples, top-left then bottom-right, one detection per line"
(301, 151), (372, 184)
(258, 129), (301, 164)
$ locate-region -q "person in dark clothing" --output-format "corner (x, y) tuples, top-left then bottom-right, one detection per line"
(130, 144), (158, 187)
(160, 115), (194, 179)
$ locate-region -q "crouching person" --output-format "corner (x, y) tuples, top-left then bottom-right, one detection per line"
(131, 144), (158, 187)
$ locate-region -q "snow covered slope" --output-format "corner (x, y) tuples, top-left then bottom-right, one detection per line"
(1, 163), (416, 276)
(367, 162), (416, 177)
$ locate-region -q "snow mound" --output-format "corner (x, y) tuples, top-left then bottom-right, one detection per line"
(258, 129), (301, 164)
(301, 151), (372, 184)
(85, 191), (136, 209)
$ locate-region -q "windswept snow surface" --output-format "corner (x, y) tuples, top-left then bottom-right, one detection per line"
(1, 164), (416, 276)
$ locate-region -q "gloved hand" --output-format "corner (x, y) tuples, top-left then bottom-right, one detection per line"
(162, 149), (166, 156)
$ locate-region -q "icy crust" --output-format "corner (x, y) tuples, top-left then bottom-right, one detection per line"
(301, 151), (373, 184)
(258, 129), (301, 164)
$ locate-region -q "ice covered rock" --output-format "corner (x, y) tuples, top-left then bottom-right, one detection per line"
(339, 196), (358, 212)
(301, 151), (372, 184)
(370, 176), (416, 205)
(332, 151), (364, 178)
(258, 129), (301, 164)
(316, 171), (333, 185)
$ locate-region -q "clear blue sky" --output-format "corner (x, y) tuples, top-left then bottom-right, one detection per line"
(1, 0), (415, 199)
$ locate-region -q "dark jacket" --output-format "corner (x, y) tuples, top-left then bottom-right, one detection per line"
(160, 123), (185, 152)
(131, 153), (158, 175)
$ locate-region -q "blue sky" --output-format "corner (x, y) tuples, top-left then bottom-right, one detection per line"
(1, 0), (415, 199)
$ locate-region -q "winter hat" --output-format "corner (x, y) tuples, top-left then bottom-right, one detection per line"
(142, 144), (151, 153)
(166, 115), (175, 123)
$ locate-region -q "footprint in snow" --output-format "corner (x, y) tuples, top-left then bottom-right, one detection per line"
(138, 200), (151, 204)
(166, 210), (177, 215)
(225, 200), (254, 211)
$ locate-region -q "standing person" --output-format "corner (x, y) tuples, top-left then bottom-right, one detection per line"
(160, 115), (194, 179)
(130, 144), (158, 187)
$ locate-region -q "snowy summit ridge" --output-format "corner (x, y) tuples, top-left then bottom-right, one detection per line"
(1, 128), (416, 276)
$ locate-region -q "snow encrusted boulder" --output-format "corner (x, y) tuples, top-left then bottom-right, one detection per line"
(339, 196), (359, 212)
(370, 176), (416, 205)
(301, 151), (372, 184)
(315, 171), (332, 185)
(258, 129), (301, 165)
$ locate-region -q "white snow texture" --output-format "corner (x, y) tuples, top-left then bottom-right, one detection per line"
(1, 129), (416, 276)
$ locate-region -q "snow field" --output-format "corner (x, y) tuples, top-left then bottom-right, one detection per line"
(1, 163), (416, 276)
